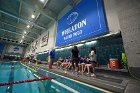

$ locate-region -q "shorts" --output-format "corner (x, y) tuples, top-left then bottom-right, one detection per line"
(50, 58), (54, 62)
(90, 61), (96, 67)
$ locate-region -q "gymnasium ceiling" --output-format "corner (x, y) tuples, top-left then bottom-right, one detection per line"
(0, 0), (79, 47)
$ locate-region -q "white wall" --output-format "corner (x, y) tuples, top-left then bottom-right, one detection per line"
(25, 21), (57, 56)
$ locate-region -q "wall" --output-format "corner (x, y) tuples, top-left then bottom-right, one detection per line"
(55, 35), (124, 65)
(25, 21), (57, 56)
(116, 0), (140, 77)
(26, 0), (124, 62)
(27, 0), (122, 60)
(58, 0), (122, 34)
(0, 43), (26, 60)
(6, 45), (23, 54)
(38, 21), (57, 53)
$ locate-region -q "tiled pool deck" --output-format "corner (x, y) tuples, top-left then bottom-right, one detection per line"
(30, 63), (140, 93)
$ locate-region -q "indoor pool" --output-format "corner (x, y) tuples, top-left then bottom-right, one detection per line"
(0, 62), (111, 93)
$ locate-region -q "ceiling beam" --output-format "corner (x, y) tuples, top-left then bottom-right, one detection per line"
(0, 20), (40, 36)
(0, 35), (29, 44)
(66, 0), (80, 6)
(0, 37), (28, 46)
(58, 0), (80, 20)
(0, 9), (46, 30)
(17, 0), (57, 21)
(18, 1), (22, 23)
(0, 27), (36, 40)
(27, 0), (50, 37)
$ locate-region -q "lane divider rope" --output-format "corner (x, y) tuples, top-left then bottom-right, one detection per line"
(30, 64), (112, 93)
(0, 63), (52, 86)
(21, 63), (51, 78)
(0, 77), (52, 86)
(21, 63), (80, 93)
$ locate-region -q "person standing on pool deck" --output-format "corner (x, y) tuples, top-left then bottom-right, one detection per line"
(71, 46), (79, 74)
(49, 49), (55, 69)
(90, 47), (97, 77)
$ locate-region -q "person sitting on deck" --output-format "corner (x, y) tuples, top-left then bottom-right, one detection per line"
(60, 57), (69, 70)
(63, 56), (72, 70)
(78, 57), (83, 73)
(83, 57), (92, 74)
(56, 57), (64, 69)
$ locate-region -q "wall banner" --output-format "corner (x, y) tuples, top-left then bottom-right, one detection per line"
(41, 32), (49, 47)
(8, 45), (23, 54)
(56, 0), (108, 47)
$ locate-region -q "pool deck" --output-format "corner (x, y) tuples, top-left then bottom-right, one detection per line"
(30, 63), (140, 93)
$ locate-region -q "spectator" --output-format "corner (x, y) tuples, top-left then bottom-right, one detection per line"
(49, 49), (55, 69)
(71, 46), (79, 74)
(83, 57), (91, 74)
(90, 47), (97, 77)
(56, 57), (64, 69)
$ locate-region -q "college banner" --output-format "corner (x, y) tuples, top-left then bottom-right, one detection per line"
(41, 32), (49, 47)
(30, 38), (40, 54)
(8, 45), (23, 54)
(0, 43), (5, 53)
(56, 0), (108, 47)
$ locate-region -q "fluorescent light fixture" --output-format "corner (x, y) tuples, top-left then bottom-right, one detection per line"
(27, 25), (30, 28)
(43, 51), (48, 53)
(85, 40), (97, 45)
(56, 48), (65, 51)
(55, 49), (59, 51)
(31, 14), (35, 19)
(38, 52), (44, 54)
(76, 44), (84, 47)
(65, 46), (72, 49)
(81, 40), (85, 43)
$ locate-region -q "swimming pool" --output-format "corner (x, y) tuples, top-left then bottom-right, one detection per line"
(0, 62), (111, 93)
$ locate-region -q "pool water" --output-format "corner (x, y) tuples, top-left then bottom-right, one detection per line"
(0, 62), (110, 93)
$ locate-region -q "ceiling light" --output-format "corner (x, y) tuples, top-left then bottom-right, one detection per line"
(20, 40), (23, 43)
(22, 36), (25, 38)
(27, 25), (30, 28)
(31, 14), (35, 19)
(24, 31), (27, 34)
(40, 0), (45, 2)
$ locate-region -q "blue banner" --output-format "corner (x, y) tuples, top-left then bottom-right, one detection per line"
(56, 0), (108, 47)
(0, 43), (5, 53)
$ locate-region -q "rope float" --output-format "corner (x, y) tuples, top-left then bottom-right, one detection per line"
(21, 63), (49, 78)
(21, 63), (80, 93)
(0, 63), (52, 86)
(0, 77), (52, 86)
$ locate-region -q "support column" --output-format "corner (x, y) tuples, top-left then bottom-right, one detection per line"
(116, 0), (140, 78)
